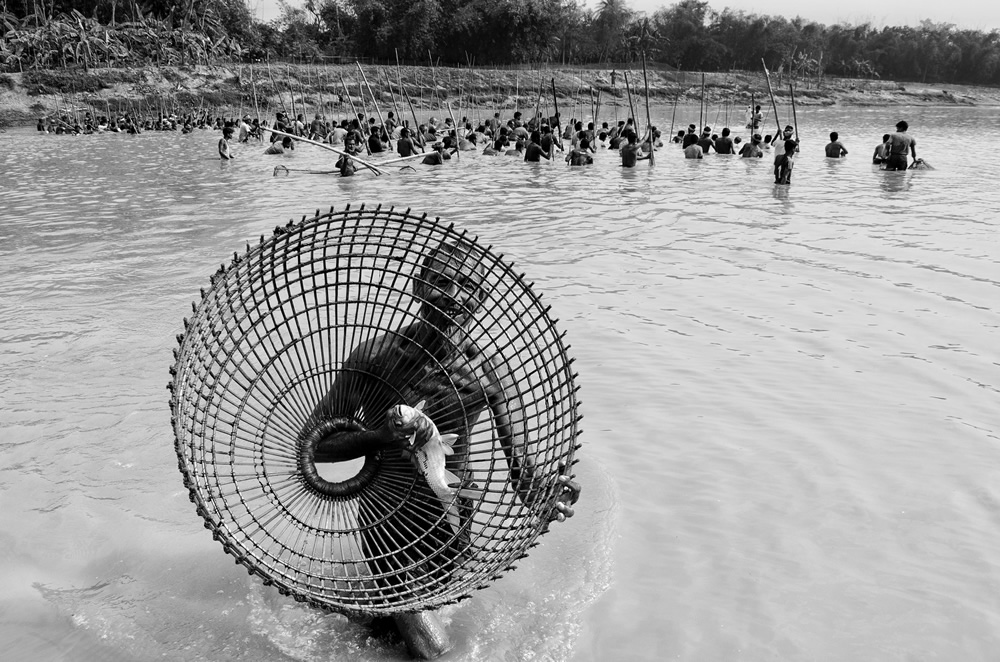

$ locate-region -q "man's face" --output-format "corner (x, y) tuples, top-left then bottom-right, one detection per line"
(415, 246), (485, 327)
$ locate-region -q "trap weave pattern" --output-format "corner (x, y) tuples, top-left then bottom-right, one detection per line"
(168, 204), (581, 615)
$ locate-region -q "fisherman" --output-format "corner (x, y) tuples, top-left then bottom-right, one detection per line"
(774, 139), (796, 185)
(335, 151), (357, 177)
(681, 124), (699, 148)
(300, 239), (580, 659)
(342, 133), (362, 157)
(683, 140), (704, 159)
(715, 127), (735, 154)
(540, 123), (561, 155)
(751, 105), (763, 130)
(397, 127), (419, 157)
(884, 120), (916, 171)
(872, 134), (890, 165)
(697, 126), (715, 154)
(621, 132), (649, 167)
(238, 115), (252, 143)
(218, 127), (234, 160)
(505, 139), (526, 157)
(264, 136), (294, 155)
(524, 131), (551, 162)
(770, 125), (796, 152)
(368, 126), (387, 154)
(271, 112), (287, 143)
(824, 132), (849, 158)
(566, 137), (595, 166)
(421, 141), (451, 165)
(739, 134), (764, 158)
(309, 114), (326, 141)
(328, 120), (348, 146)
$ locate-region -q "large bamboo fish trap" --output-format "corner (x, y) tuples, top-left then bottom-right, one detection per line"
(168, 204), (581, 616)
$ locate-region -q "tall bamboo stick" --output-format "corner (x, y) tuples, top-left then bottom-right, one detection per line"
(641, 51), (654, 166)
(761, 59), (783, 142)
(357, 61), (392, 150)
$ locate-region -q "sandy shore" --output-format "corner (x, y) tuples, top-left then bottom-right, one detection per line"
(3, 63), (999, 127)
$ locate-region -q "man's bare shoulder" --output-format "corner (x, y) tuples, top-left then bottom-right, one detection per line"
(343, 323), (421, 366)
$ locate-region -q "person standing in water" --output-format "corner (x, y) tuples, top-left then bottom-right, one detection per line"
(884, 121), (916, 171)
(774, 139), (796, 185)
(299, 239), (580, 659)
(824, 132), (849, 158)
(218, 127), (234, 160)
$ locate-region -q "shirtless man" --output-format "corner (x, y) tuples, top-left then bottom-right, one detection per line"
(714, 128), (735, 154)
(739, 134), (764, 158)
(621, 132), (649, 167)
(884, 121), (916, 171)
(872, 134), (890, 165)
(566, 138), (595, 166)
(218, 127), (234, 160)
(421, 142), (452, 165)
(524, 132), (551, 162)
(824, 131), (848, 158)
(300, 239), (580, 659)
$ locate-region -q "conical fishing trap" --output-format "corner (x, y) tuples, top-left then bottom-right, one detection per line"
(169, 204), (581, 616)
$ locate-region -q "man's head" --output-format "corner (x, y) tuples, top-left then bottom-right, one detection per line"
(896, 120), (908, 132)
(830, 131), (839, 142)
(722, 127), (731, 137)
(783, 125), (794, 137)
(413, 240), (487, 327)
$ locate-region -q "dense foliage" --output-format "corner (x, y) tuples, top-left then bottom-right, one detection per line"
(2, 0), (1000, 86)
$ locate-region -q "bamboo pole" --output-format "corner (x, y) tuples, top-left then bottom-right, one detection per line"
(286, 64), (297, 121)
(699, 72), (705, 129)
(641, 51), (654, 166)
(266, 59), (287, 115)
(789, 81), (800, 145)
(383, 69), (402, 130)
(668, 68), (680, 141)
(400, 84), (426, 152)
(357, 62), (392, 150)
(444, 101), (460, 160)
(267, 126), (386, 175)
(550, 77), (563, 151)
(339, 75), (370, 155)
(623, 71), (639, 139)
(761, 59), (783, 142)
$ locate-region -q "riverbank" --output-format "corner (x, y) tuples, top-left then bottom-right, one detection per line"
(3, 63), (999, 127)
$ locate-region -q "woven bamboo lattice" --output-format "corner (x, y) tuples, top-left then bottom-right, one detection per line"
(168, 204), (581, 616)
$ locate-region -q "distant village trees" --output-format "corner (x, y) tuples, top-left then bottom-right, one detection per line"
(2, 0), (1000, 86)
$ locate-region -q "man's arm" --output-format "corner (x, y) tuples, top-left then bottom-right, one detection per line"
(301, 347), (401, 462)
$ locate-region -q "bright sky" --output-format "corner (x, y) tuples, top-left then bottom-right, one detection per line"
(251, 0), (1000, 32)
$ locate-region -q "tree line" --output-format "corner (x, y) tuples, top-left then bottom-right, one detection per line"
(3, 0), (1000, 86)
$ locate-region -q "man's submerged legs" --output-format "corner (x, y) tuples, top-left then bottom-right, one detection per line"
(395, 611), (452, 659)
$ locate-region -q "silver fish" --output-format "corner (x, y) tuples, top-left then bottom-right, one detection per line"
(387, 402), (480, 537)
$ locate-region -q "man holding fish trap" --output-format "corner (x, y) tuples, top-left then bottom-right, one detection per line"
(298, 237), (581, 659)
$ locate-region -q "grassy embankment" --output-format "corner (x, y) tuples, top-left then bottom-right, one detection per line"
(1, 63), (996, 127)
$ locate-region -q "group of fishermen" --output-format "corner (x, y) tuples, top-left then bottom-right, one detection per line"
(35, 110), (242, 135)
(213, 105), (924, 182)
